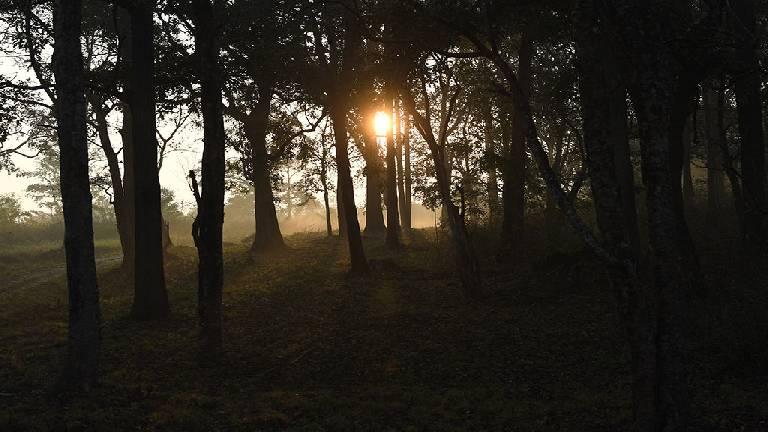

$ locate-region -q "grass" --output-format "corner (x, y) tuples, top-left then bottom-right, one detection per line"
(0, 228), (766, 431)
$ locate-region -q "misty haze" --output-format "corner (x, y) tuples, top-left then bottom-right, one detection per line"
(1, 1), (767, 431)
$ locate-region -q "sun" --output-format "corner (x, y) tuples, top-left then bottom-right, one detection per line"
(374, 111), (390, 137)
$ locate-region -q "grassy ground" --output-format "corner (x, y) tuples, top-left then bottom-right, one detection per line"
(0, 229), (766, 431)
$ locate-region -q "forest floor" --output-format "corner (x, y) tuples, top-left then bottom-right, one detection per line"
(1, 229), (767, 431)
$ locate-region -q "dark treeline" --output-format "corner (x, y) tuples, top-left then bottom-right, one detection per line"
(1, 0), (767, 430)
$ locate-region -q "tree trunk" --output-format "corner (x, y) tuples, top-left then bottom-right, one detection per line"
(330, 101), (368, 274)
(404, 113), (413, 230)
(191, 0), (226, 357)
(402, 89), (483, 297)
(574, 7), (653, 427)
(682, 114), (695, 210)
(53, 0), (101, 391)
(704, 80), (727, 225)
(129, 1), (169, 320)
(501, 34), (532, 252)
(321, 147), (333, 237)
(733, 0), (767, 249)
(385, 90), (400, 248)
(244, 96), (285, 252)
(89, 94), (129, 264)
(116, 6), (135, 275)
(396, 98), (409, 231)
(363, 109), (386, 235)
(483, 98), (500, 226)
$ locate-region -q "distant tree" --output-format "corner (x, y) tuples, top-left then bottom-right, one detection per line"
(0, 193), (22, 226)
(25, 148), (63, 217)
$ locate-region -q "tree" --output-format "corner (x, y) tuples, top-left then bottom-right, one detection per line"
(128, 0), (169, 320)
(384, 85), (401, 248)
(0, 193), (22, 226)
(309, 0), (369, 274)
(732, 0), (767, 249)
(52, 0), (101, 391)
(189, 0), (227, 357)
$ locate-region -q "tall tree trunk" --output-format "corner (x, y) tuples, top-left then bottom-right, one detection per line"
(682, 114), (695, 210)
(321, 145), (333, 237)
(89, 94), (129, 264)
(191, 0), (226, 357)
(404, 113), (413, 230)
(402, 89), (483, 297)
(611, 87), (641, 256)
(669, 75), (701, 280)
(501, 34), (532, 253)
(129, 1), (169, 320)
(337, 182), (347, 238)
(116, 7), (135, 275)
(385, 90), (400, 248)
(574, 9), (654, 427)
(244, 95), (285, 252)
(363, 109), (386, 234)
(483, 98), (500, 226)
(53, 0), (101, 391)
(330, 102), (368, 273)
(733, 0), (767, 249)
(704, 80), (728, 225)
(396, 98), (409, 231)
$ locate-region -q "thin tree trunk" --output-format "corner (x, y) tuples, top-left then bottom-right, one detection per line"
(404, 113), (413, 230)
(396, 98), (409, 231)
(330, 102), (368, 273)
(53, 0), (101, 391)
(483, 98), (500, 226)
(129, 1), (169, 320)
(401, 88), (483, 297)
(191, 0), (226, 357)
(385, 89), (400, 248)
(89, 94), (129, 263)
(682, 114), (694, 210)
(321, 145), (333, 237)
(116, 7), (135, 275)
(733, 0), (767, 249)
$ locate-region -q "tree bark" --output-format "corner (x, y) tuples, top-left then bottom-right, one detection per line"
(191, 0), (226, 357)
(385, 89), (400, 248)
(733, 0), (767, 249)
(129, 0), (169, 320)
(53, 0), (101, 391)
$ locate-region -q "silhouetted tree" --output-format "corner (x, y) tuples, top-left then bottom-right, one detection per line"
(53, 0), (101, 391)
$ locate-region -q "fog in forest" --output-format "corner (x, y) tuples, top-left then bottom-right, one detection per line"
(2, 0), (767, 431)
